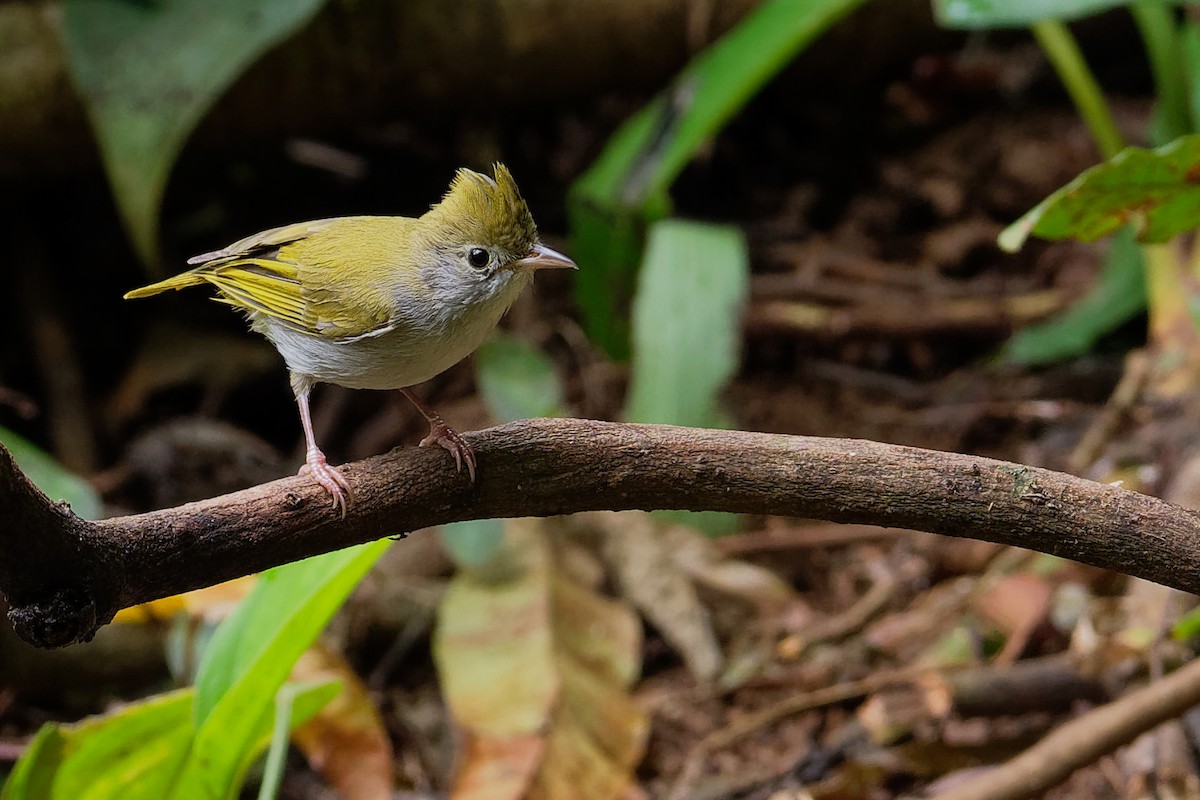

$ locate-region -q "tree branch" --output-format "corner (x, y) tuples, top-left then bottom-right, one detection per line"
(2, 418), (1198, 649)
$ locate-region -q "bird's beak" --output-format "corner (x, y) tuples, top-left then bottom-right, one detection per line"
(518, 243), (577, 270)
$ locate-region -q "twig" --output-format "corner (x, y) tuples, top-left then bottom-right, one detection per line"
(926, 655), (1200, 800)
(715, 523), (909, 556)
(788, 561), (901, 656)
(667, 666), (927, 800)
(2, 419), (1200, 649)
(1067, 350), (1151, 476)
(744, 291), (1063, 338)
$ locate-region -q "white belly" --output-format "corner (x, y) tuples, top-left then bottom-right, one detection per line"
(260, 279), (523, 390)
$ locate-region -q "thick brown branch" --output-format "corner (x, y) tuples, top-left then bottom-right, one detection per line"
(1, 418), (1199, 648)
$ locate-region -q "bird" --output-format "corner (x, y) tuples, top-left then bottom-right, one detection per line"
(124, 163), (576, 515)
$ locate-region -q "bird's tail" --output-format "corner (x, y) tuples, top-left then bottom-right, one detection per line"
(123, 270), (207, 300)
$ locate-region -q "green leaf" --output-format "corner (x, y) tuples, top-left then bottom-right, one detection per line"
(475, 334), (565, 424)
(182, 540), (389, 799)
(627, 220), (748, 537)
(568, 203), (650, 358)
(255, 680), (342, 800)
(626, 220), (749, 428)
(999, 135), (1200, 252)
(933, 0), (1127, 28)
(1000, 228), (1146, 364)
(59, 0), (326, 267)
(569, 0), (869, 356)
(1173, 606), (1200, 641)
(439, 518), (506, 569)
(0, 427), (101, 520)
(1181, 20), (1200, 132)
(1, 725), (65, 800)
(1, 683), (338, 800)
(2, 691), (193, 800)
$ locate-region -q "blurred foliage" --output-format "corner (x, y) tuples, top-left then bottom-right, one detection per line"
(568, 0), (869, 358)
(475, 335), (566, 425)
(1, 685), (337, 800)
(439, 518), (507, 569)
(4, 542), (389, 799)
(287, 646), (394, 800)
(933, 0), (1127, 27)
(60, 0), (327, 268)
(1000, 229), (1145, 364)
(187, 541), (389, 793)
(0, 428), (101, 520)
(1000, 135), (1200, 250)
(939, 0), (1200, 365)
(626, 220), (748, 429)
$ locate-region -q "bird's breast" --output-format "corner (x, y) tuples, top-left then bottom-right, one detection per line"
(262, 275), (525, 390)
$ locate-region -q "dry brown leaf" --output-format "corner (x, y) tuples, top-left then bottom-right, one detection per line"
(435, 519), (648, 800)
(661, 524), (798, 613)
(596, 512), (724, 681)
(453, 734), (546, 800)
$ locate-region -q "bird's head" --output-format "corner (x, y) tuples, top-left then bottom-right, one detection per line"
(419, 163), (575, 290)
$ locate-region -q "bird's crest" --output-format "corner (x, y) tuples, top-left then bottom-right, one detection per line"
(424, 163), (538, 254)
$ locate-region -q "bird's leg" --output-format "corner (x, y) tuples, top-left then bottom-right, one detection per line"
(400, 387), (477, 482)
(294, 385), (351, 515)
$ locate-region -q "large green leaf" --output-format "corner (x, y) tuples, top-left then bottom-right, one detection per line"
(932, 0), (1127, 28)
(59, 0), (326, 266)
(2, 683), (338, 800)
(182, 540), (390, 799)
(1000, 228), (1146, 364)
(569, 0), (869, 356)
(0, 724), (62, 800)
(2, 691), (193, 800)
(0, 428), (101, 520)
(999, 135), (1200, 252)
(626, 220), (749, 428)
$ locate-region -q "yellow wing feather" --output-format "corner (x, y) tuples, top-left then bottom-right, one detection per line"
(124, 216), (416, 340)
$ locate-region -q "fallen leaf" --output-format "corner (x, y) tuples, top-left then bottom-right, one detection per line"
(435, 520), (648, 800)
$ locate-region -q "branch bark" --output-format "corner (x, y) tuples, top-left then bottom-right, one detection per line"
(2, 418), (1199, 649)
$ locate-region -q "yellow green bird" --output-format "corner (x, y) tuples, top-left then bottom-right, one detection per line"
(125, 164), (575, 514)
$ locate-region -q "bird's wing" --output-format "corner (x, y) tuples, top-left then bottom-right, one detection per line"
(186, 219), (341, 265)
(203, 258), (312, 333)
(189, 217), (399, 340)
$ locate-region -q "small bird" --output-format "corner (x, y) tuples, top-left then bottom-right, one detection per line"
(125, 163), (575, 514)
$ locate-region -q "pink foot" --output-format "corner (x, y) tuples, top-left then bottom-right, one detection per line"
(299, 449), (352, 517)
(419, 421), (477, 482)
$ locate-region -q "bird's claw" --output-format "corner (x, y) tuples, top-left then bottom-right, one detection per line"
(300, 450), (352, 517)
(419, 422), (477, 482)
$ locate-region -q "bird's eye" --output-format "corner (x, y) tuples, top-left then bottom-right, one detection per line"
(467, 248), (490, 269)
